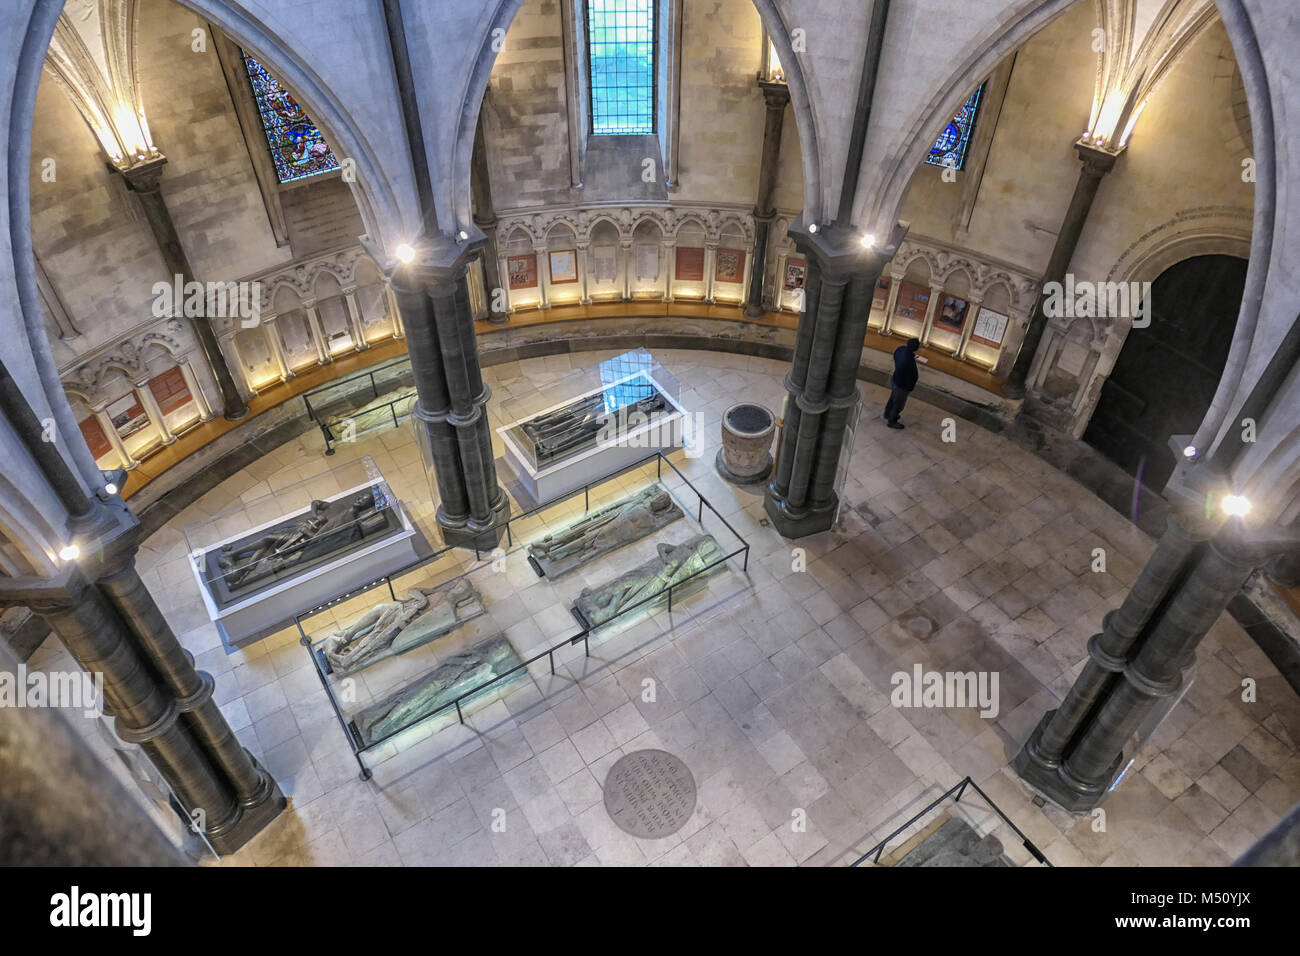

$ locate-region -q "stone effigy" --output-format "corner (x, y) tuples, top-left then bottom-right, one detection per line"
(517, 387), (668, 466)
(317, 579), (485, 675)
(206, 489), (395, 600)
(353, 634), (523, 745)
(573, 534), (723, 628)
(528, 484), (684, 578)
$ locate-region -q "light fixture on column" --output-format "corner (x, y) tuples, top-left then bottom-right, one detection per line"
(97, 467), (127, 500)
(808, 223), (818, 234)
(860, 233), (876, 249)
(1222, 494), (1251, 517)
(456, 230), (469, 243)
(395, 243), (415, 264)
(1181, 444), (1198, 460)
(58, 543), (80, 562)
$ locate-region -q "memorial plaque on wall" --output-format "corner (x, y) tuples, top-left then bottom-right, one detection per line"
(971, 307), (1009, 347)
(106, 391), (148, 438)
(635, 244), (660, 280)
(714, 248), (745, 283)
(935, 294), (969, 334)
(872, 276), (892, 311)
(548, 249), (578, 284)
(79, 415), (112, 461)
(675, 246), (705, 282)
(593, 245), (617, 282)
(148, 365), (193, 415)
(507, 254), (538, 289)
(784, 257), (806, 291)
(893, 281), (929, 320)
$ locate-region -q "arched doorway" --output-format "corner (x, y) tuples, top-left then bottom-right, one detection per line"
(1082, 254), (1247, 490)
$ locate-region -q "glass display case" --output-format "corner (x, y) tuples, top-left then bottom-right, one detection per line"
(185, 456), (428, 648)
(496, 349), (688, 504)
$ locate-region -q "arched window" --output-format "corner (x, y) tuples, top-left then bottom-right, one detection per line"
(587, 0), (656, 134)
(242, 53), (340, 183)
(925, 83), (984, 171)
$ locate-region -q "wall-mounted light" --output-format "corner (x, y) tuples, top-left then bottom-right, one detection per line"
(1222, 494), (1251, 517)
(860, 233), (876, 249)
(457, 230), (469, 243)
(808, 223), (818, 234)
(395, 243), (415, 264)
(1182, 445), (1198, 459)
(58, 544), (79, 562)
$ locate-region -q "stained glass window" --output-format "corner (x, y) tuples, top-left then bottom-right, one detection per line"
(242, 53), (339, 183)
(588, 0), (656, 135)
(925, 83), (984, 171)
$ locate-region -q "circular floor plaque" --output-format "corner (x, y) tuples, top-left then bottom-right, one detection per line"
(603, 749), (698, 839)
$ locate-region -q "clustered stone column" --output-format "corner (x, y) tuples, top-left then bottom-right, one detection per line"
(392, 236), (509, 548)
(1004, 142), (1119, 396)
(745, 81), (790, 319)
(1014, 510), (1298, 810)
(471, 112), (507, 325)
(764, 223), (886, 538)
(118, 156), (249, 420)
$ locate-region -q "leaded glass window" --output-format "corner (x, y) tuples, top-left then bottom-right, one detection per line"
(587, 0), (656, 135)
(243, 54), (339, 183)
(925, 83), (984, 171)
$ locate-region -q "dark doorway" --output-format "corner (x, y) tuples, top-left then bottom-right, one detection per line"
(1083, 254), (1246, 490)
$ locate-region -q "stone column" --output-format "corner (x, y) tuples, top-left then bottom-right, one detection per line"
(301, 298), (332, 365)
(0, 638), (184, 865)
(392, 237), (509, 549)
(746, 81), (791, 318)
(577, 242), (592, 305)
(764, 223), (888, 538)
(342, 287), (369, 350)
(704, 243), (718, 304)
(386, 287), (405, 339)
(1013, 510), (1209, 803)
(535, 246), (551, 310)
(135, 380), (175, 446)
(471, 111), (508, 325)
(879, 269), (904, 335)
(1004, 143), (1119, 396)
(217, 331), (257, 399)
(117, 158), (248, 420)
(94, 406), (139, 471)
(918, 282), (944, 345)
(259, 317), (292, 383)
(955, 294), (983, 359)
(663, 240), (677, 302)
(621, 239), (634, 301)
(179, 358), (214, 421)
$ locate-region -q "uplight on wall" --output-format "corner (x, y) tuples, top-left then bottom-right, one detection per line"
(395, 243), (415, 264)
(1221, 494), (1251, 517)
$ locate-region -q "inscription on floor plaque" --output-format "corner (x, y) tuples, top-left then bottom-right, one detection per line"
(603, 749), (698, 839)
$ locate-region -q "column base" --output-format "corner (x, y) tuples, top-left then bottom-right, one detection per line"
(223, 405), (251, 423)
(743, 303), (766, 319)
(1012, 711), (1123, 812)
(437, 494), (511, 551)
(205, 755), (286, 856)
(763, 490), (838, 538)
(487, 312), (509, 326)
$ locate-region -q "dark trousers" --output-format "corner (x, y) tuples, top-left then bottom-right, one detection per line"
(884, 383), (912, 423)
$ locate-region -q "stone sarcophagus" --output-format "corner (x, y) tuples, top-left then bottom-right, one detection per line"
(527, 484), (684, 578)
(572, 534), (724, 629)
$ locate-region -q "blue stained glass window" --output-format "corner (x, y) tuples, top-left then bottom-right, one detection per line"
(588, 0), (656, 135)
(243, 54), (339, 183)
(925, 83), (984, 171)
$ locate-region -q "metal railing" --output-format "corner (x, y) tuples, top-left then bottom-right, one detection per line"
(850, 776), (1052, 867)
(293, 451), (750, 778)
(317, 391), (417, 455)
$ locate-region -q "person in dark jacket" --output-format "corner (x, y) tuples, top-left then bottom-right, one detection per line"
(883, 338), (921, 429)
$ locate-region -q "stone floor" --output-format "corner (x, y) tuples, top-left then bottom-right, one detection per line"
(51, 349), (1300, 866)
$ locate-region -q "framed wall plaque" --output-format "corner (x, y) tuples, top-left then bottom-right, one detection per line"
(675, 246), (706, 282)
(635, 244), (659, 280)
(593, 245), (617, 282)
(548, 249), (578, 284)
(715, 248), (745, 283)
(971, 307), (1009, 347)
(894, 281), (929, 320)
(148, 365), (193, 415)
(107, 391), (148, 438)
(935, 295), (969, 334)
(507, 254), (538, 290)
(784, 258), (806, 291)
(872, 276), (892, 311)
(79, 415), (112, 460)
